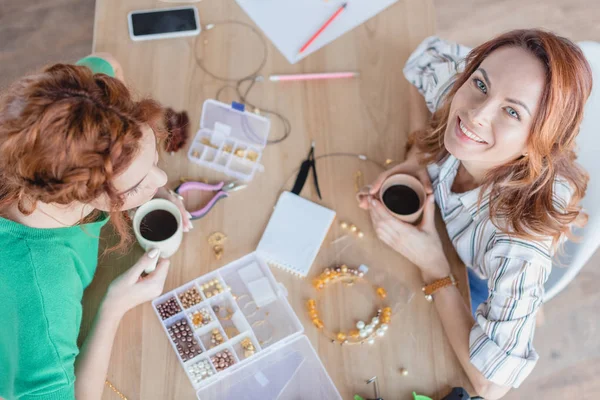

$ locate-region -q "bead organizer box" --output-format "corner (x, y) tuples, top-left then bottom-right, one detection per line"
(152, 252), (341, 399)
(187, 99), (271, 182)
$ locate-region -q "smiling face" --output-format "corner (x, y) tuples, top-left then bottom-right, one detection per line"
(90, 124), (168, 211)
(444, 46), (547, 169)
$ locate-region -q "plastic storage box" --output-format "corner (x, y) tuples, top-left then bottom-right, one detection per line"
(187, 99), (271, 182)
(152, 252), (342, 400)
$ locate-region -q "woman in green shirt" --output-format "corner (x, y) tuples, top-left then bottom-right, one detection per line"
(0, 53), (192, 400)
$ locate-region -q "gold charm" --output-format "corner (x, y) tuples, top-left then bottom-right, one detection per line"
(208, 232), (227, 246)
(241, 337), (256, 358)
(213, 245), (223, 260)
(354, 170), (364, 193)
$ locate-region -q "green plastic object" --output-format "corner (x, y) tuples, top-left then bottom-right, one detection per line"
(354, 396), (366, 400)
(413, 392), (433, 400)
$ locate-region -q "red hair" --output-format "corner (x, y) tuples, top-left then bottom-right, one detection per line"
(412, 29), (592, 247)
(0, 64), (165, 251)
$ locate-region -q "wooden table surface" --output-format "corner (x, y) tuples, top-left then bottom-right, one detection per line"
(83, 0), (473, 399)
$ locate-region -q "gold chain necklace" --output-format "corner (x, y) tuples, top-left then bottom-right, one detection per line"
(105, 379), (128, 400)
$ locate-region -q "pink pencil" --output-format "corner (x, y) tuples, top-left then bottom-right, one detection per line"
(298, 3), (347, 55)
(269, 72), (359, 82)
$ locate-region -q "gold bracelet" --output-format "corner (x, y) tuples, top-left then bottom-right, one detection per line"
(308, 265), (391, 346)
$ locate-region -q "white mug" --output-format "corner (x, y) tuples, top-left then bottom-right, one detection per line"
(133, 199), (183, 265)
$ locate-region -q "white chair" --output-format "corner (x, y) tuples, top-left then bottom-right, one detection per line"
(544, 41), (600, 302)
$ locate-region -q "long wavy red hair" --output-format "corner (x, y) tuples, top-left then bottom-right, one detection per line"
(412, 29), (592, 248)
(0, 64), (165, 251)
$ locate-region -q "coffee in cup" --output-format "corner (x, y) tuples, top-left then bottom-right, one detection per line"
(133, 199), (183, 269)
(379, 174), (426, 224)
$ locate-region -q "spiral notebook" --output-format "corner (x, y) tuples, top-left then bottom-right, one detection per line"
(257, 192), (336, 277)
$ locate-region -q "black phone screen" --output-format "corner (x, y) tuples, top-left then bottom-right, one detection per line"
(131, 8), (197, 36)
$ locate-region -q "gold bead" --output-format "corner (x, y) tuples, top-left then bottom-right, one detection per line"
(341, 265), (348, 273)
(383, 307), (392, 315)
(349, 329), (360, 338)
(349, 224), (358, 232)
(376, 287), (387, 299)
(192, 150), (200, 158)
(306, 299), (316, 309)
(399, 368), (408, 376)
(309, 310), (318, 319)
(312, 318), (324, 329)
(340, 221), (348, 229)
(336, 332), (347, 342)
(357, 231), (365, 238)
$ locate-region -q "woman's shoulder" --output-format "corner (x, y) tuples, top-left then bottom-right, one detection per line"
(403, 36), (472, 113)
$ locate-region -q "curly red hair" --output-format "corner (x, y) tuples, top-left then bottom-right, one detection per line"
(412, 29), (592, 248)
(0, 64), (165, 251)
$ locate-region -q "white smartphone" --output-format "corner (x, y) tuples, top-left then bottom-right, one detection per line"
(128, 6), (201, 42)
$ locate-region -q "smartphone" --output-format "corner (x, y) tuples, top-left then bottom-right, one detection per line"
(128, 6), (201, 41)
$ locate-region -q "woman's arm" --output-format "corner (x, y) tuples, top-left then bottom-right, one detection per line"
(422, 267), (511, 400)
(364, 192), (513, 398)
(74, 300), (122, 400)
(75, 250), (170, 400)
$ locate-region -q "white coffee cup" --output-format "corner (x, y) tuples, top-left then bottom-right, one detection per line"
(133, 199), (183, 267)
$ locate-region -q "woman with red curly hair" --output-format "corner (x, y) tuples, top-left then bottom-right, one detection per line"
(0, 54), (192, 400)
(358, 30), (592, 398)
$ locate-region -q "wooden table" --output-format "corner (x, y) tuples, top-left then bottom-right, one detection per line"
(83, 0), (472, 399)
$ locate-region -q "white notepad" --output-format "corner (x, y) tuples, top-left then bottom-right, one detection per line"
(257, 192), (336, 277)
(236, 0), (399, 64)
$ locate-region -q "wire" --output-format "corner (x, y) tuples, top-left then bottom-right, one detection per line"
(193, 21), (291, 145)
(278, 152), (386, 195)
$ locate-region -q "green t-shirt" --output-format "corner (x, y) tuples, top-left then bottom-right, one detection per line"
(0, 215), (109, 400)
(75, 56), (116, 78)
(0, 58), (114, 400)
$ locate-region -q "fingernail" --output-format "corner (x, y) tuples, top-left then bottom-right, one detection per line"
(177, 194), (184, 201)
(186, 211), (193, 219)
(183, 227), (190, 233)
(148, 248), (160, 258)
(189, 222), (194, 230)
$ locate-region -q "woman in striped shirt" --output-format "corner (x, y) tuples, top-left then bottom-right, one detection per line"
(358, 30), (592, 399)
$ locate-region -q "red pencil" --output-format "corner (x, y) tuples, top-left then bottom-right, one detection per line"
(298, 3), (347, 55)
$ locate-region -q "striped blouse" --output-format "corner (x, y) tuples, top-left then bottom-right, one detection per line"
(403, 36), (573, 388)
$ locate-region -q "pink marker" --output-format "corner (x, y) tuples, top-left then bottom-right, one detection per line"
(269, 72), (360, 82)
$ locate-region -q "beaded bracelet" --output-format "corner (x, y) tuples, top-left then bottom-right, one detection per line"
(307, 264), (391, 346)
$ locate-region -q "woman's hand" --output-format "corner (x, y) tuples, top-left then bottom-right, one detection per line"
(368, 194), (450, 281)
(153, 186), (194, 232)
(103, 249), (171, 318)
(357, 160), (433, 210)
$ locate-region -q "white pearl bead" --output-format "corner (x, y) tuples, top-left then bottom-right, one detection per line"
(367, 338), (375, 345)
(381, 324), (389, 331)
(371, 317), (380, 325)
(356, 321), (365, 329)
(359, 329), (368, 338)
(376, 329), (385, 337)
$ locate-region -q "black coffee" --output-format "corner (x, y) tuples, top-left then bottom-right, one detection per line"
(382, 185), (421, 215)
(140, 209), (178, 241)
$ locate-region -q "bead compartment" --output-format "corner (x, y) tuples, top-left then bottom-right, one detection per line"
(151, 252), (304, 391)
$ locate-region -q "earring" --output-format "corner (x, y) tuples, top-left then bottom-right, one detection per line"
(242, 301), (259, 318)
(251, 320), (274, 346)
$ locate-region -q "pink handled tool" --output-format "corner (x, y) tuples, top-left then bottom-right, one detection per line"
(174, 181), (247, 220)
(269, 72), (359, 82)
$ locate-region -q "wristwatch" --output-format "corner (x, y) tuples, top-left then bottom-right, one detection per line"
(422, 274), (457, 302)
